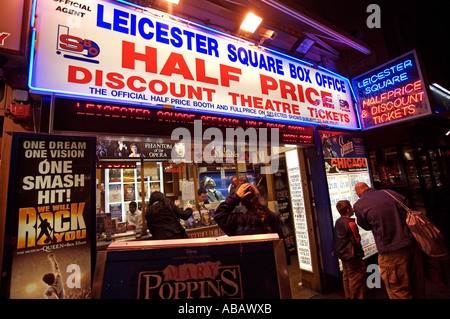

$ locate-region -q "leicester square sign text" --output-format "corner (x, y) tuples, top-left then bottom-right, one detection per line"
(352, 50), (431, 129)
(30, 0), (359, 128)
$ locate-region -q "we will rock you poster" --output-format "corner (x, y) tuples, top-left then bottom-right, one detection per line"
(2, 133), (96, 299)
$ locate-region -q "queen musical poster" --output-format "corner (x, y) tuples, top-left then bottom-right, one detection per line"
(1, 133), (96, 299)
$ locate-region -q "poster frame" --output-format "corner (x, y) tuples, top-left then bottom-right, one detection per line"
(314, 127), (377, 269)
(1, 132), (97, 299)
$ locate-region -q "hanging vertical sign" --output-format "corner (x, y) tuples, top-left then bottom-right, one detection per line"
(1, 133), (96, 299)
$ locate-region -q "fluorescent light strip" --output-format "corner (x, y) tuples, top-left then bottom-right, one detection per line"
(431, 83), (450, 96)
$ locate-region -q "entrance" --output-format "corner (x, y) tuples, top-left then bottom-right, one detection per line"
(94, 135), (324, 292)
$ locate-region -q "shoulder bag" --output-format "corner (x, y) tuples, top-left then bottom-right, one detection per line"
(383, 190), (449, 258)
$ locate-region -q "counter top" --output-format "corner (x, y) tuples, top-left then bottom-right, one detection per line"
(96, 224), (225, 250)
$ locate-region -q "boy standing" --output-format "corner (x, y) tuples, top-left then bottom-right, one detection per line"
(334, 200), (366, 299)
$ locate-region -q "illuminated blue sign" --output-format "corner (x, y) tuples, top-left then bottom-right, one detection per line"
(352, 50), (431, 129)
(30, 0), (360, 129)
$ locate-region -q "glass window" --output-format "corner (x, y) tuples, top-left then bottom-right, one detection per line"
(374, 147), (403, 187)
(402, 146), (424, 207)
(102, 162), (163, 225)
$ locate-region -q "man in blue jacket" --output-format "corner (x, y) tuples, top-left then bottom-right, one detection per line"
(353, 182), (424, 299)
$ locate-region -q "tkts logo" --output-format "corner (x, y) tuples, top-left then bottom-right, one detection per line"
(56, 25), (100, 63)
(137, 262), (243, 299)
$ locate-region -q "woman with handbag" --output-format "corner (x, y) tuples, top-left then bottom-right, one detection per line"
(145, 191), (193, 240)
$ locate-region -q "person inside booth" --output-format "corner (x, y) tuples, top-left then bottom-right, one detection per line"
(145, 191), (193, 239)
(126, 201), (142, 229)
(197, 188), (209, 210)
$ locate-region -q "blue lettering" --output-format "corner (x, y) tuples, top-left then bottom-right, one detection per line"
(207, 38), (219, 57)
(156, 22), (169, 44)
(183, 30), (195, 50)
(130, 14), (136, 36)
(304, 68), (311, 83)
(113, 9), (129, 34)
(288, 63), (312, 83)
(259, 54), (267, 70)
(289, 63), (296, 78)
(96, 4), (111, 30)
(227, 44), (237, 62)
(248, 50), (258, 67)
(356, 58), (414, 88)
(267, 56), (276, 73)
(94, 3), (219, 57)
(315, 72), (322, 86)
(237, 47), (249, 66)
(138, 17), (153, 40)
(196, 33), (207, 54)
(404, 59), (412, 68)
(170, 27), (183, 48)
(276, 59), (284, 76)
(340, 80), (346, 93)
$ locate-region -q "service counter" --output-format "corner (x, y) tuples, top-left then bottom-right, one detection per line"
(96, 224), (226, 250)
(93, 234), (291, 299)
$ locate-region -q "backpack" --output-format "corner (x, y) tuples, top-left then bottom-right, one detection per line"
(383, 190), (449, 259)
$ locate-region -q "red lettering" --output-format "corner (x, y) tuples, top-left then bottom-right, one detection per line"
(127, 76), (146, 92)
(59, 35), (84, 52)
(121, 40), (157, 73)
(220, 64), (241, 87)
(282, 102), (291, 113)
(260, 74), (277, 95)
(195, 58), (218, 85)
(321, 91), (334, 108)
(105, 72), (124, 89)
(330, 158), (367, 169)
(279, 80), (297, 101)
(305, 87), (320, 105)
(68, 65), (91, 84)
(95, 70), (103, 86)
(160, 52), (194, 80)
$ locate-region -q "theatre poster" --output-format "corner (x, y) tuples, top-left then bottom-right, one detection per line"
(2, 133), (96, 299)
(318, 130), (377, 259)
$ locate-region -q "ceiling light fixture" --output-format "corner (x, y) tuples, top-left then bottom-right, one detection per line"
(240, 12), (263, 33)
(165, 0), (180, 4)
(257, 27), (276, 45)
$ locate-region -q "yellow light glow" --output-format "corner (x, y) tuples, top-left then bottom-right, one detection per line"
(165, 0), (180, 4)
(240, 13), (262, 33)
(26, 283), (37, 294)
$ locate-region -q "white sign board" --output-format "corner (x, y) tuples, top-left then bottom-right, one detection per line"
(286, 149), (313, 272)
(30, 0), (359, 128)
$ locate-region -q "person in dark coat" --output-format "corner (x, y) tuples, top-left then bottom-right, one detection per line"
(145, 191), (193, 240)
(334, 200), (366, 299)
(214, 183), (283, 238)
(353, 182), (424, 299)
